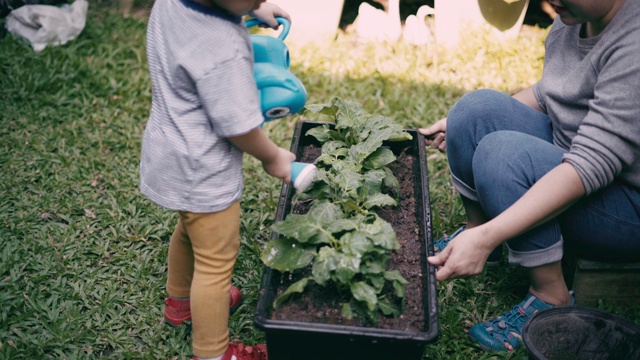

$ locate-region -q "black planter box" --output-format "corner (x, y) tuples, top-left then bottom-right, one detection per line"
(254, 121), (438, 360)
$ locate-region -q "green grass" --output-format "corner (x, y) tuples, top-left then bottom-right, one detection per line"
(1, 3), (638, 359)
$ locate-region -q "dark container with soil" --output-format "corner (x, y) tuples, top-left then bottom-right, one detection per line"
(253, 121), (439, 360)
(522, 306), (640, 360)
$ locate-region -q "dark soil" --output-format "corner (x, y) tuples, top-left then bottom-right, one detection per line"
(269, 143), (426, 332)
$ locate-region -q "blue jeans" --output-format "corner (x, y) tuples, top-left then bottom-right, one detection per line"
(445, 89), (640, 266)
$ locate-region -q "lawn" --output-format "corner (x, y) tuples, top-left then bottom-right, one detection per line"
(1, 2), (638, 359)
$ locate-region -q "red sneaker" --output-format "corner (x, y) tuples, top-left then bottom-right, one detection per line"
(164, 296), (190, 327)
(164, 286), (243, 327)
(221, 342), (268, 360)
(229, 285), (242, 314)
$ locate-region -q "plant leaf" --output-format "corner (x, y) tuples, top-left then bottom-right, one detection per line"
(387, 131), (413, 142)
(311, 246), (360, 285)
(312, 246), (340, 285)
(308, 201), (344, 222)
(326, 218), (359, 234)
(351, 281), (378, 311)
(340, 230), (373, 258)
(362, 114), (412, 143)
(316, 142), (349, 167)
(322, 140), (348, 153)
(334, 253), (360, 284)
(333, 98), (368, 130)
(393, 280), (407, 298)
(368, 274), (385, 293)
(305, 125), (332, 143)
(360, 216), (399, 250)
(334, 169), (363, 198)
(304, 102), (338, 117)
(377, 298), (401, 316)
(360, 259), (384, 274)
(273, 277), (312, 309)
(385, 270), (409, 298)
(348, 127), (394, 164)
(271, 214), (326, 244)
(383, 167), (400, 192)
(383, 270), (409, 284)
(364, 147), (396, 170)
(341, 302), (354, 319)
(260, 237), (316, 272)
(363, 193), (397, 209)
(362, 169), (386, 185)
(271, 202), (343, 245)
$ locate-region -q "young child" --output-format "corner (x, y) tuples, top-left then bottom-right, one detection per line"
(140, 1), (295, 359)
(420, 0), (640, 352)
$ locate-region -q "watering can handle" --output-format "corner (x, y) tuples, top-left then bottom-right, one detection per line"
(245, 16), (290, 41)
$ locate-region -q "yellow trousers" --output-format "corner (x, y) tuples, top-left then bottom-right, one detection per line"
(166, 201), (240, 358)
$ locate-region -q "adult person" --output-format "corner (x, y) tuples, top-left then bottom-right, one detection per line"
(419, 0), (640, 352)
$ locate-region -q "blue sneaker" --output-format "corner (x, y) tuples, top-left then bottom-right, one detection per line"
(433, 225), (466, 253)
(434, 225), (502, 266)
(469, 291), (576, 351)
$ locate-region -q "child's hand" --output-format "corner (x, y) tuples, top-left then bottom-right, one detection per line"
(250, 2), (291, 29)
(262, 147), (296, 183)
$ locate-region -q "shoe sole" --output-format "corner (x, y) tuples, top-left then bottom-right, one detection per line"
(469, 333), (515, 352)
(164, 316), (191, 328)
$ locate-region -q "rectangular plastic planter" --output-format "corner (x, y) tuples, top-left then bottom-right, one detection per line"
(254, 121), (438, 360)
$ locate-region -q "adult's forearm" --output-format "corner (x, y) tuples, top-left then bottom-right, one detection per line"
(512, 86), (544, 113)
(480, 162), (585, 249)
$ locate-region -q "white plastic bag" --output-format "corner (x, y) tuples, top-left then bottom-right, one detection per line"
(5, 0), (88, 52)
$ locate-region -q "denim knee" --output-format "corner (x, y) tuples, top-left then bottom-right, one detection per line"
(447, 89), (507, 156)
(473, 131), (565, 266)
(447, 89), (509, 200)
(473, 131), (563, 219)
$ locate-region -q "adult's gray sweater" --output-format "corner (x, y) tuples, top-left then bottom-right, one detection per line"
(533, 0), (640, 195)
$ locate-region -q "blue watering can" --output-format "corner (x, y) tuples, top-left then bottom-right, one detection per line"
(246, 18), (315, 191)
(246, 17), (307, 122)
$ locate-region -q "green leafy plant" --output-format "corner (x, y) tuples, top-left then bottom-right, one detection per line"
(260, 98), (414, 322)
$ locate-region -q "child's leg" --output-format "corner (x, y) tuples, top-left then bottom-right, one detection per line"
(167, 213), (194, 299)
(181, 202), (241, 359)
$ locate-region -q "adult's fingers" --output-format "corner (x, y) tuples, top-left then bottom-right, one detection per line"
(426, 133), (446, 151)
(418, 118), (447, 136)
(435, 265), (454, 282)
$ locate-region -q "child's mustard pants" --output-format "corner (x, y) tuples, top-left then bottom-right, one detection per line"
(166, 201), (240, 358)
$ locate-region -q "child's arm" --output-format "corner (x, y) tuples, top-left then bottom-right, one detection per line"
(249, 2), (291, 29)
(228, 127), (296, 183)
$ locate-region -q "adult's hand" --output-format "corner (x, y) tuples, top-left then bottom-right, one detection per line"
(427, 226), (494, 281)
(418, 117), (447, 152)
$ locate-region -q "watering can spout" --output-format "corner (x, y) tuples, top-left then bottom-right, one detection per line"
(291, 162), (317, 192)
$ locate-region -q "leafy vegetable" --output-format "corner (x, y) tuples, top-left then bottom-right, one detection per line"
(261, 98), (413, 322)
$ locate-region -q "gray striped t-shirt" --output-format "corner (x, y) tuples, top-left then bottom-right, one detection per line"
(140, 0), (264, 213)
